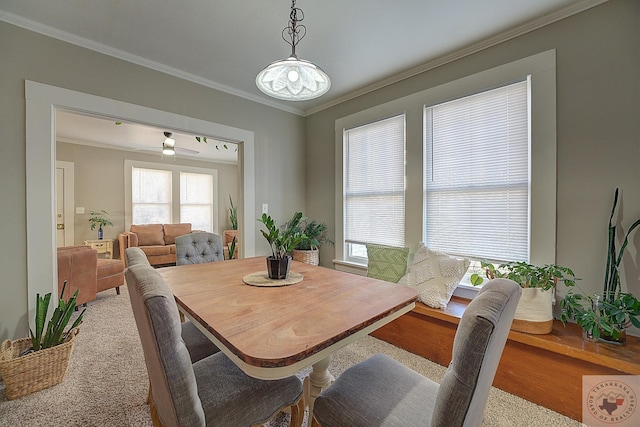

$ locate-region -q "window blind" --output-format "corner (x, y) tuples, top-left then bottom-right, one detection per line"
(132, 167), (172, 224)
(344, 114), (406, 249)
(424, 79), (530, 262)
(180, 172), (213, 232)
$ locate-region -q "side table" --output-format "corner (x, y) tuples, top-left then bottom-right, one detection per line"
(84, 239), (114, 259)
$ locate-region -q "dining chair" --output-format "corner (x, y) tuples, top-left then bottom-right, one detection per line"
(125, 264), (304, 427)
(175, 232), (225, 265)
(311, 278), (522, 427)
(125, 247), (219, 363)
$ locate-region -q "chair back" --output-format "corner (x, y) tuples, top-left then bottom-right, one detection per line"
(431, 278), (521, 427)
(125, 264), (205, 427)
(175, 232), (224, 265)
(125, 247), (151, 267)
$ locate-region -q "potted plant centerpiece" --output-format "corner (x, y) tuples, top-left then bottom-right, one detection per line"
(561, 188), (640, 343)
(471, 261), (577, 334)
(291, 218), (334, 266)
(0, 282), (84, 399)
(88, 209), (113, 240)
(258, 212), (306, 279)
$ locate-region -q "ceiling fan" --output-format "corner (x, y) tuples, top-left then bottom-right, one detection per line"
(161, 131), (199, 156)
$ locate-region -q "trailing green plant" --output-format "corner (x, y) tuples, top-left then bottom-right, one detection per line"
(470, 261), (577, 291)
(561, 188), (640, 341)
(29, 281), (85, 352)
(258, 212), (306, 259)
(228, 236), (237, 260)
(228, 195), (238, 230)
(88, 210), (113, 231)
(293, 219), (334, 251)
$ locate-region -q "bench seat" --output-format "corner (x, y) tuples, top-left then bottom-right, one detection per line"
(371, 296), (640, 421)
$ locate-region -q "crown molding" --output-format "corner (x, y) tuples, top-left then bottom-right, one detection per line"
(304, 0), (608, 116)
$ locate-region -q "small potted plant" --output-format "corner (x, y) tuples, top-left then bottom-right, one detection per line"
(0, 282), (84, 399)
(471, 260), (577, 334)
(224, 195), (239, 259)
(292, 218), (334, 266)
(257, 212), (306, 279)
(88, 210), (113, 240)
(561, 188), (640, 343)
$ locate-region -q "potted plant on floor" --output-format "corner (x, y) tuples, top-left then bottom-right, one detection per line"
(224, 195), (239, 259)
(0, 282), (84, 399)
(471, 261), (577, 334)
(561, 188), (640, 343)
(88, 210), (113, 240)
(258, 212), (306, 279)
(291, 218), (334, 266)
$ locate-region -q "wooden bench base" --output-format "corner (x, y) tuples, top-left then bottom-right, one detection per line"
(371, 296), (640, 421)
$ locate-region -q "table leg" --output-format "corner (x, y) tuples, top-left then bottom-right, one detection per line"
(303, 356), (335, 414)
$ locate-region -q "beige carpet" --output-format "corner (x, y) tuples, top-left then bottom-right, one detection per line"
(0, 285), (579, 426)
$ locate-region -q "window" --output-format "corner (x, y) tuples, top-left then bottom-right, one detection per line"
(131, 167), (172, 224)
(424, 79), (530, 262)
(343, 114), (406, 262)
(126, 161), (218, 232)
(180, 172), (213, 232)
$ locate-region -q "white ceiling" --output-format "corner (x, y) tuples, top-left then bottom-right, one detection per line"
(1, 0), (602, 160)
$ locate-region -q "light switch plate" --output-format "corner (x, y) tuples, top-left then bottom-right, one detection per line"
(262, 204), (268, 214)
(76, 207), (85, 214)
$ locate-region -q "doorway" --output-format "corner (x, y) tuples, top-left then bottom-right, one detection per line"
(55, 161), (75, 247)
(25, 80), (256, 323)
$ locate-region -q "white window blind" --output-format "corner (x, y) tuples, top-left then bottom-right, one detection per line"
(132, 167), (172, 224)
(180, 172), (213, 232)
(424, 79), (530, 262)
(344, 114), (406, 257)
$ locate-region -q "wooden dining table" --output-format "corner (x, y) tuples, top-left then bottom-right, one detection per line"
(158, 256), (417, 409)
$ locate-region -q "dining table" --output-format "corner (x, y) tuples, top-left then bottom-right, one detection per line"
(158, 256), (418, 410)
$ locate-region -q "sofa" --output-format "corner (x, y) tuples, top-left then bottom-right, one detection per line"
(118, 223), (195, 267)
(57, 245), (124, 307)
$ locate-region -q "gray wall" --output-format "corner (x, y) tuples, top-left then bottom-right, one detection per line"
(305, 0), (640, 308)
(0, 22), (306, 340)
(56, 141), (240, 254)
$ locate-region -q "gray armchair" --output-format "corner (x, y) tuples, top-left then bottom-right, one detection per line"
(175, 232), (224, 265)
(311, 278), (521, 427)
(125, 264), (304, 427)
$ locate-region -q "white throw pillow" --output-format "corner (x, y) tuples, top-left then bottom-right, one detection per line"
(398, 244), (470, 309)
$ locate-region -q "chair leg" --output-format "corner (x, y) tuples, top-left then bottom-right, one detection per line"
(115, 286), (120, 295)
(289, 396), (305, 427)
(310, 415), (323, 427)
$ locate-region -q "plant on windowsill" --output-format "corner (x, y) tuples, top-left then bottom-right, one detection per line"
(291, 218), (334, 266)
(561, 188), (640, 344)
(471, 260), (578, 334)
(88, 210), (113, 240)
(0, 281), (85, 399)
(258, 212), (306, 279)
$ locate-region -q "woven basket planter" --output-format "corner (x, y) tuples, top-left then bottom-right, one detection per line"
(511, 288), (554, 334)
(0, 327), (79, 400)
(292, 249), (319, 266)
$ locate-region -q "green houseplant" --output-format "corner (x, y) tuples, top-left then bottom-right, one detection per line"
(224, 195), (239, 259)
(472, 261), (577, 334)
(0, 282), (84, 399)
(292, 218), (334, 265)
(258, 212), (306, 279)
(561, 188), (640, 343)
(88, 210), (113, 240)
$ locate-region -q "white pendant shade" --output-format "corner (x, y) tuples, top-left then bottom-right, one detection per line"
(256, 56), (330, 101)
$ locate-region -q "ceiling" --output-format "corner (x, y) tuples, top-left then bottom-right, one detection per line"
(1, 0), (601, 160)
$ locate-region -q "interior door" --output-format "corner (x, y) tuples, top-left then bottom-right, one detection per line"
(55, 161), (75, 247)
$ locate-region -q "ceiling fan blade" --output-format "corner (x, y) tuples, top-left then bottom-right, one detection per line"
(175, 147), (199, 154)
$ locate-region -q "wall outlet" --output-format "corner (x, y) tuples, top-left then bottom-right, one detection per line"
(262, 203), (268, 214)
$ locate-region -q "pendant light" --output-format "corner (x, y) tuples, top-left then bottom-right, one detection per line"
(256, 0), (330, 101)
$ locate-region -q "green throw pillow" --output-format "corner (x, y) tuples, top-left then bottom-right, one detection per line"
(366, 244), (410, 283)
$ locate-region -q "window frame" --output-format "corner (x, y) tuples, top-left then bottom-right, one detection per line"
(334, 50), (557, 280)
(125, 160), (219, 232)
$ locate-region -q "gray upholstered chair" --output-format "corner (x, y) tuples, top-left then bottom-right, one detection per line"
(175, 232), (225, 265)
(312, 278), (521, 427)
(125, 247), (219, 363)
(125, 264), (304, 427)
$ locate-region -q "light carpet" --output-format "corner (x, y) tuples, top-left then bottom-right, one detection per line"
(0, 285), (580, 426)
